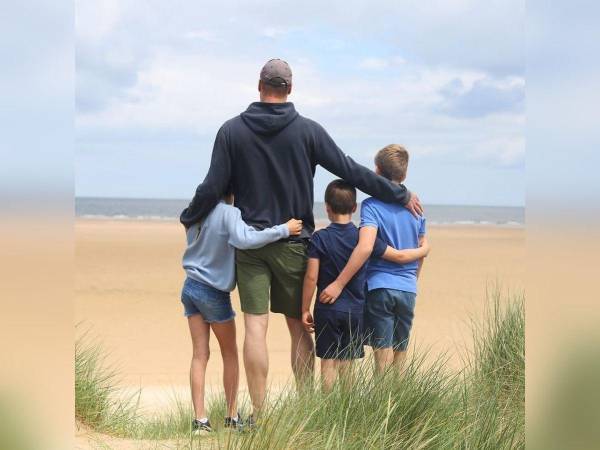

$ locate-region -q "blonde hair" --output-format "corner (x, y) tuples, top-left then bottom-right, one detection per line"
(374, 144), (409, 182)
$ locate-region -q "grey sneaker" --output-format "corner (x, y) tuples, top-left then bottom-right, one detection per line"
(224, 413), (244, 431)
(246, 414), (258, 430)
(192, 418), (212, 435)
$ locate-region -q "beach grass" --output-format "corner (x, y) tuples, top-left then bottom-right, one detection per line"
(75, 330), (141, 436)
(75, 287), (524, 449)
(75, 329), (193, 442)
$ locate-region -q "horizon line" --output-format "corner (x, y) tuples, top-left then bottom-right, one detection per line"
(75, 195), (525, 209)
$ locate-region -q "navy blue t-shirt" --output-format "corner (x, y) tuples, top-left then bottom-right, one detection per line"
(308, 222), (387, 313)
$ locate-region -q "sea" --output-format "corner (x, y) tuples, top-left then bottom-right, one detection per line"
(76, 197), (524, 227)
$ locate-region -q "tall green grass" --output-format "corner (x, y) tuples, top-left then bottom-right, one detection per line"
(75, 331), (140, 436)
(466, 288), (525, 449)
(75, 288), (524, 449)
(75, 331), (191, 441)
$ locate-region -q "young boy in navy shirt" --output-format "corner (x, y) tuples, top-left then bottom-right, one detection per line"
(301, 179), (429, 391)
(318, 145), (429, 374)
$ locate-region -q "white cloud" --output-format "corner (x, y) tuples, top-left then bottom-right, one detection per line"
(437, 76), (525, 118)
(77, 46), (524, 173)
(77, 51), (259, 132)
(183, 30), (219, 42)
(359, 58), (389, 70)
(75, 0), (121, 41)
(75, 0), (525, 203)
(261, 26), (289, 39)
(359, 56), (406, 70)
(471, 136), (525, 167)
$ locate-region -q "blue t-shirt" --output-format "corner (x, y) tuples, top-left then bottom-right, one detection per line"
(308, 222), (387, 313)
(360, 197), (426, 294)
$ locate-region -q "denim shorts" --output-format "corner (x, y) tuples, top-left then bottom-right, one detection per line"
(365, 288), (416, 351)
(181, 277), (235, 323)
(314, 308), (365, 360)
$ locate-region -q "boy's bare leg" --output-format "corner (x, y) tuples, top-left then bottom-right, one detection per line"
(320, 359), (338, 393)
(285, 316), (315, 389)
(211, 319), (239, 418)
(338, 360), (356, 391)
(243, 313), (269, 416)
(393, 350), (407, 372)
(188, 315), (211, 419)
(373, 348), (394, 374)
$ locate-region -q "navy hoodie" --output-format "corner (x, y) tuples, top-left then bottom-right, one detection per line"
(180, 102), (410, 239)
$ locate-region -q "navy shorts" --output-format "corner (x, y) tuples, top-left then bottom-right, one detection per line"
(314, 308), (365, 360)
(365, 288), (416, 351)
(181, 277), (235, 323)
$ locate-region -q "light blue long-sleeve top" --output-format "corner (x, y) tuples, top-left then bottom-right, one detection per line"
(182, 201), (289, 292)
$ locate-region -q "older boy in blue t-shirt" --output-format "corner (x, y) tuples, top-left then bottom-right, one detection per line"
(301, 179), (429, 390)
(318, 145), (429, 374)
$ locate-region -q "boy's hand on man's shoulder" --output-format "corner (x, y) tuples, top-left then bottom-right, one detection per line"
(319, 281), (343, 304)
(301, 310), (314, 333)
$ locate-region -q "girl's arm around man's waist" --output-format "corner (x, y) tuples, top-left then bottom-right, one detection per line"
(226, 208), (303, 250)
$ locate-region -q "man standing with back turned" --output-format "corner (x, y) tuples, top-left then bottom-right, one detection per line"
(180, 59), (423, 424)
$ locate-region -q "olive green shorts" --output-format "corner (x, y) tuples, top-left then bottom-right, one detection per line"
(236, 241), (308, 319)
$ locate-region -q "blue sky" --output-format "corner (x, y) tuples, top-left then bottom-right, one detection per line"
(75, 0), (525, 206)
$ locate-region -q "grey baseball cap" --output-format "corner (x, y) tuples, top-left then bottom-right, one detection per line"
(260, 58), (292, 87)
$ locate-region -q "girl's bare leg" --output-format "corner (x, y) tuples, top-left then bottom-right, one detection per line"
(188, 315), (211, 419)
(211, 319), (239, 418)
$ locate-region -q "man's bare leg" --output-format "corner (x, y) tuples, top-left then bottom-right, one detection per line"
(188, 315), (211, 420)
(320, 359), (338, 393)
(211, 319), (239, 418)
(243, 313), (269, 416)
(373, 348), (394, 374)
(285, 316), (315, 389)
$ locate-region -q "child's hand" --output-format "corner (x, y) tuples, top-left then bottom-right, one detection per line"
(420, 237), (430, 257)
(301, 310), (314, 333)
(319, 281), (343, 304)
(286, 218), (303, 236)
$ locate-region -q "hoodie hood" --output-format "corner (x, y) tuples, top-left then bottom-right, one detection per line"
(240, 102), (299, 135)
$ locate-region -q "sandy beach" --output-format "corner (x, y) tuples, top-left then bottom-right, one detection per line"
(75, 219), (524, 410)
